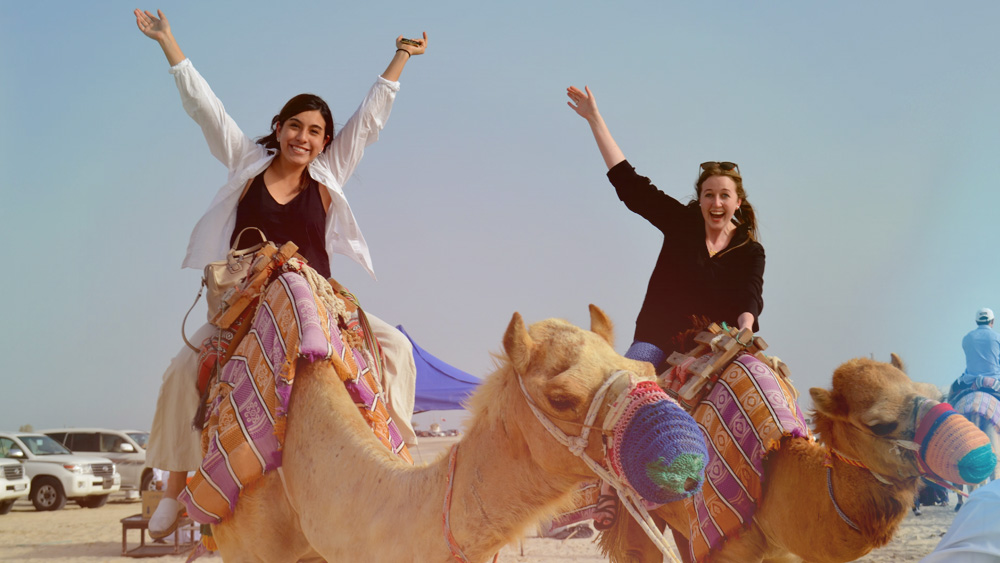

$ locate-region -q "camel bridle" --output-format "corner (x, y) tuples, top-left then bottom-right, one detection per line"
(823, 397), (953, 533)
(441, 368), (690, 563)
(513, 369), (683, 563)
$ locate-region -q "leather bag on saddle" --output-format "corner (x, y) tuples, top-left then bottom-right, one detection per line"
(204, 227), (267, 323)
(182, 227), (302, 351)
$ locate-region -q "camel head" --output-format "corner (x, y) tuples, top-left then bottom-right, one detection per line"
(468, 306), (669, 478)
(810, 356), (995, 486)
(502, 306), (658, 474)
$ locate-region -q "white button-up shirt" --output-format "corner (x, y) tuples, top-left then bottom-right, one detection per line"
(170, 58), (399, 279)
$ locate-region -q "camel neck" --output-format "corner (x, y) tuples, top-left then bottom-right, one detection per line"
(440, 420), (583, 561)
(823, 447), (915, 545)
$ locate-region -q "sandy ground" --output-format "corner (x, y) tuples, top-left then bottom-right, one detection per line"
(0, 436), (958, 562)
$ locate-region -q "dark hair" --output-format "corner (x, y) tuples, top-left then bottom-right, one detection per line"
(691, 165), (759, 241)
(256, 93), (334, 153)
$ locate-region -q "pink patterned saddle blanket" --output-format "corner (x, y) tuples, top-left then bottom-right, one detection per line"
(179, 271), (411, 524)
(684, 354), (809, 562)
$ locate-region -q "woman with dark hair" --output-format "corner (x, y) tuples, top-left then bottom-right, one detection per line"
(134, 8), (427, 538)
(565, 84), (765, 532)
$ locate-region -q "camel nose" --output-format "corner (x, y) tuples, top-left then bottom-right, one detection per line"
(916, 403), (998, 484)
(613, 383), (707, 503)
(958, 446), (997, 484)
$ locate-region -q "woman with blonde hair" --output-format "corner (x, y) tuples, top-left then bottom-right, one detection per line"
(566, 84), (765, 534)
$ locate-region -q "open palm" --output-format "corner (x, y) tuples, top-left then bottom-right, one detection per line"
(134, 9), (171, 42)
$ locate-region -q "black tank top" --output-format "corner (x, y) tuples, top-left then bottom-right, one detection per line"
(231, 171), (331, 278)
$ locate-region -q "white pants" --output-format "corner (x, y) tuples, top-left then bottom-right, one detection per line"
(146, 312), (417, 472)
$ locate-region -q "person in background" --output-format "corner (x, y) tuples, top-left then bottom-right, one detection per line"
(956, 308), (1000, 388)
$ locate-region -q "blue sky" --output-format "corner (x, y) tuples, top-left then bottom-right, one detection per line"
(2, 1), (999, 432)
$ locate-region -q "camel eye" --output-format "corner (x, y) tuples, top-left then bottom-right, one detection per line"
(869, 422), (898, 437)
(547, 392), (580, 412)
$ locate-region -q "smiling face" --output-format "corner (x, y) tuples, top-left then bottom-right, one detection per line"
(274, 110), (330, 167)
(698, 175), (742, 234)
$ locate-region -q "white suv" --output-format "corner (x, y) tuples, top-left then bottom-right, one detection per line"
(43, 428), (153, 493)
(0, 432), (121, 511)
(0, 458), (29, 514)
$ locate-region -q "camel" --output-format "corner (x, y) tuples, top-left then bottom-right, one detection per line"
(949, 387), (1000, 510)
(208, 305), (669, 562)
(602, 354), (997, 563)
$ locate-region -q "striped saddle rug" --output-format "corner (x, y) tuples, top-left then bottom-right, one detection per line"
(179, 270), (412, 524)
(952, 388), (1000, 429)
(684, 353), (809, 562)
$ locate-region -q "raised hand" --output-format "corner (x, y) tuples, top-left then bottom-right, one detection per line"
(566, 85), (599, 121)
(382, 31), (428, 82)
(133, 9), (185, 66)
(566, 84), (624, 169)
(395, 32), (429, 56)
(134, 9), (171, 42)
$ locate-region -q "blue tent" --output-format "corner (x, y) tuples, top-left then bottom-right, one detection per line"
(397, 325), (482, 412)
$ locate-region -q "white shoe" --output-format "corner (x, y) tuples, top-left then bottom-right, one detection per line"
(149, 497), (185, 539)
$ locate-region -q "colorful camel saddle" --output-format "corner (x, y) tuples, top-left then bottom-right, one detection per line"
(683, 353), (809, 562)
(952, 379), (1000, 429)
(179, 270), (412, 524)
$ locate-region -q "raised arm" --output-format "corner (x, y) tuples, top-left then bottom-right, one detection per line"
(135, 9), (185, 66)
(135, 9), (253, 170)
(566, 85), (626, 170)
(381, 32), (428, 82)
(321, 33), (429, 186)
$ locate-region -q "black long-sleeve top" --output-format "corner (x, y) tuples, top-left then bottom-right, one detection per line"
(608, 160), (765, 355)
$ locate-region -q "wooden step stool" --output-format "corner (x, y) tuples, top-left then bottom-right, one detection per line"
(120, 513), (198, 558)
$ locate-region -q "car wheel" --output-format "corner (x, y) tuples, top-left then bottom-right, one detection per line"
(141, 470), (155, 492)
(31, 477), (66, 511)
(0, 499), (14, 515)
(76, 494), (109, 509)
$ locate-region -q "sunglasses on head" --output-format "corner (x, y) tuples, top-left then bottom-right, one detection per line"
(699, 161), (740, 175)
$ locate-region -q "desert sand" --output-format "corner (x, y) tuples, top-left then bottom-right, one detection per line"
(0, 436), (957, 562)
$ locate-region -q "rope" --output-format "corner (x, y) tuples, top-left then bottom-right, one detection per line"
(825, 464), (860, 532)
(299, 264), (347, 324)
(829, 449), (894, 486)
(442, 445), (498, 563)
(514, 370), (682, 563)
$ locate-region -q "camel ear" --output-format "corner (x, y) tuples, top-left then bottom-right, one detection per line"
(810, 387), (845, 419)
(588, 304), (614, 346)
(503, 312), (533, 375)
(890, 353), (906, 373)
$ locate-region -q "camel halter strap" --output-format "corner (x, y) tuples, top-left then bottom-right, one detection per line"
(822, 397), (941, 533)
(830, 448), (895, 486)
(823, 452), (861, 532)
(442, 444), (499, 563)
(515, 370), (682, 563)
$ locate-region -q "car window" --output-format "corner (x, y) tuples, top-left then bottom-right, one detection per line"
(46, 432), (66, 444)
(19, 435), (72, 456)
(127, 432), (149, 449)
(100, 433), (125, 453)
(0, 438), (15, 457)
(67, 432), (100, 451)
